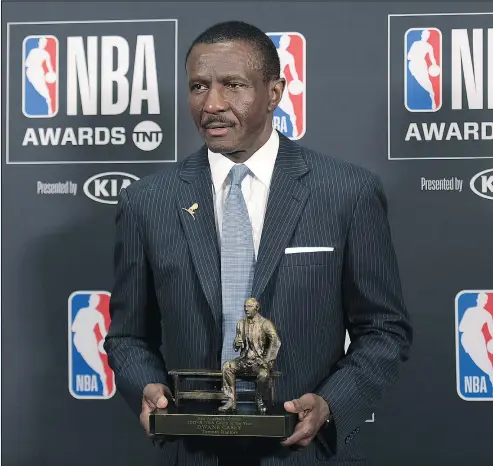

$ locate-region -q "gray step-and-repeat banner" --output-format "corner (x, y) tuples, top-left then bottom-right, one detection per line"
(2, 2), (492, 465)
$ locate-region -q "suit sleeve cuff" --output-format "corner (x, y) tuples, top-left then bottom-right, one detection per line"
(315, 370), (370, 455)
(114, 366), (171, 418)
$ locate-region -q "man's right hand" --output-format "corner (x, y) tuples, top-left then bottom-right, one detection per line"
(140, 383), (172, 437)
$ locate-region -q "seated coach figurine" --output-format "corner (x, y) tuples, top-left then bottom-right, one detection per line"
(219, 298), (281, 413)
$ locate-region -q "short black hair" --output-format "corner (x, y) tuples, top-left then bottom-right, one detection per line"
(185, 21), (280, 82)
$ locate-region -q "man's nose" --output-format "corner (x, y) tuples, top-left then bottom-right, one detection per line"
(203, 87), (226, 113)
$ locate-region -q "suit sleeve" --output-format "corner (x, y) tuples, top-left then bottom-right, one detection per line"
(263, 321), (281, 363)
(104, 187), (170, 417)
(315, 173), (413, 454)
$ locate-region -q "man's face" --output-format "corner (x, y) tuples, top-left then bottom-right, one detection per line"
(186, 41), (276, 154)
(245, 301), (258, 318)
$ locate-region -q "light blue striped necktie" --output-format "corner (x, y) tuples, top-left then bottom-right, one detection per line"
(220, 164), (256, 366)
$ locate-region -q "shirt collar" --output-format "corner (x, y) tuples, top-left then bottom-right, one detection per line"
(208, 128), (279, 193)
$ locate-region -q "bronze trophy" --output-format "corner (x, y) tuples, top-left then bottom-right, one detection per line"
(149, 298), (297, 438)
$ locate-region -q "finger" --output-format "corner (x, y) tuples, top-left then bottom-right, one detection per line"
(298, 409), (308, 421)
(297, 436), (314, 448)
(284, 396), (309, 414)
(298, 393), (317, 406)
(141, 400), (155, 414)
(281, 419), (315, 447)
(143, 384), (169, 409)
(139, 411), (151, 436)
(155, 395), (168, 409)
(297, 402), (312, 421)
(284, 393), (316, 413)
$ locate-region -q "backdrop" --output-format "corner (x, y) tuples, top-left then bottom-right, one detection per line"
(2, 2), (493, 465)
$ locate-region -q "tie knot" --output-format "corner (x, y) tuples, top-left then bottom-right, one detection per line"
(228, 164), (250, 186)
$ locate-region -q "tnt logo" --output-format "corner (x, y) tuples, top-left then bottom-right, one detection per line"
(22, 35), (59, 118)
(267, 32), (306, 140)
(456, 290), (493, 400)
(68, 291), (115, 399)
(405, 28), (442, 112)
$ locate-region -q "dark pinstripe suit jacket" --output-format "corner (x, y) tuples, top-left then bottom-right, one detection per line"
(105, 131), (412, 466)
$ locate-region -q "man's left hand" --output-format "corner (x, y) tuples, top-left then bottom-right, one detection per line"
(281, 393), (331, 448)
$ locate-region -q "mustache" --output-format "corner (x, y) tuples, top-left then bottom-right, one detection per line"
(201, 116), (235, 128)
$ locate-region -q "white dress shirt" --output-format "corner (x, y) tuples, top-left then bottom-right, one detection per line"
(208, 129), (279, 259)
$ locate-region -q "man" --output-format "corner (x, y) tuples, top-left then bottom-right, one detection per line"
(219, 297), (281, 413)
(105, 20), (412, 466)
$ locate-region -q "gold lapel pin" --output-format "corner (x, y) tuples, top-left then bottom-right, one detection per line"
(182, 203), (199, 219)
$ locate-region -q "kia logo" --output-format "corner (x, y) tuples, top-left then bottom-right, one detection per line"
(470, 168), (493, 200)
(83, 172), (139, 204)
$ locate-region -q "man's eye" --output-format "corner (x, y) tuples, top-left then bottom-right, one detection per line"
(191, 84), (206, 91)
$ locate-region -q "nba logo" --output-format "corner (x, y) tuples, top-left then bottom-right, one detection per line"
(456, 290), (493, 401)
(68, 291), (115, 399)
(22, 35), (59, 118)
(404, 28), (442, 112)
(267, 32), (306, 139)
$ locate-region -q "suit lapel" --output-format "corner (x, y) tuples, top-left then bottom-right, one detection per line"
(176, 134), (310, 327)
(176, 146), (222, 330)
(252, 133), (310, 299)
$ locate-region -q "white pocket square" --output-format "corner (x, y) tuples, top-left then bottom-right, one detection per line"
(285, 247), (334, 254)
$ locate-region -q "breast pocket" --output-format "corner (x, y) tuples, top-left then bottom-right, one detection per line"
(281, 250), (336, 267)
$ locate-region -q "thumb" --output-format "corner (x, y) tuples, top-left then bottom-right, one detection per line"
(284, 397), (307, 414)
(155, 393), (168, 409)
(145, 384), (169, 409)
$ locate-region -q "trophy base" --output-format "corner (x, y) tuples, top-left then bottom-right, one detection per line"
(150, 402), (297, 438)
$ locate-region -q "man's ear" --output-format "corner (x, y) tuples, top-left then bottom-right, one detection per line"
(268, 78), (285, 112)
